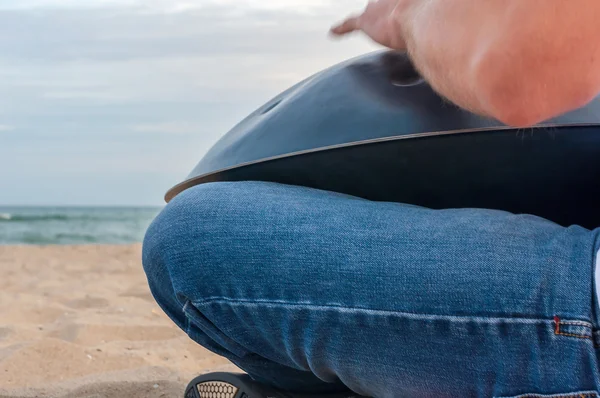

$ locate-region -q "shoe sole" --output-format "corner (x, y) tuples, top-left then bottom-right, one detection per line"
(184, 372), (369, 398)
(185, 373), (266, 398)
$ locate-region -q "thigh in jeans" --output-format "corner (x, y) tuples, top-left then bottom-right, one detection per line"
(143, 181), (600, 397)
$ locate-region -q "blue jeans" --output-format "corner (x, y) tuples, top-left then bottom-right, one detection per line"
(142, 181), (600, 397)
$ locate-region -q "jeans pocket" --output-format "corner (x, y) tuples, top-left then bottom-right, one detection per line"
(495, 392), (598, 398)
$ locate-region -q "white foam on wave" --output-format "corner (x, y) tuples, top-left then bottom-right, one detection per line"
(0, 213), (12, 220)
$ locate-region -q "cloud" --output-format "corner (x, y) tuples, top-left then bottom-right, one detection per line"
(0, 0), (353, 12)
(0, 0), (378, 205)
(0, 2), (375, 107)
(0, 3), (369, 62)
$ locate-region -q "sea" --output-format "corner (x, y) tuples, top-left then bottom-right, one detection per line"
(0, 207), (163, 245)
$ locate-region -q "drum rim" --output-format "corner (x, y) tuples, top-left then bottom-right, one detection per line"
(164, 122), (600, 203)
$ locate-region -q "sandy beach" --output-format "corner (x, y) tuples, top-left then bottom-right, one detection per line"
(0, 244), (238, 398)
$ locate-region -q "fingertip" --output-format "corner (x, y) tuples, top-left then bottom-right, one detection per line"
(329, 27), (343, 36)
(330, 25), (352, 36)
(330, 16), (359, 36)
(329, 23), (344, 34)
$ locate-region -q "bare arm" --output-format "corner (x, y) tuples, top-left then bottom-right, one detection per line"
(332, 0), (600, 127)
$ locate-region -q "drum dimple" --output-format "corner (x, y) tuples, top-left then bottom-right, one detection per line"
(260, 99), (283, 115)
(383, 51), (424, 87)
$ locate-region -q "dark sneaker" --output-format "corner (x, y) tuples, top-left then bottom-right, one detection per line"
(184, 372), (367, 398)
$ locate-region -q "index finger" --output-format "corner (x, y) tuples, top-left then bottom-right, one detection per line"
(330, 16), (361, 36)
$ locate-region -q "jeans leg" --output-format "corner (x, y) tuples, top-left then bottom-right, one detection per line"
(142, 183), (352, 394)
(143, 181), (600, 397)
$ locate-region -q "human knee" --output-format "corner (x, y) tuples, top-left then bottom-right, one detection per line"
(142, 182), (266, 305)
(143, 183), (225, 278)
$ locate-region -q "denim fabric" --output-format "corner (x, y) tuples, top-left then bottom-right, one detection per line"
(142, 181), (600, 398)
(596, 252), (600, 315)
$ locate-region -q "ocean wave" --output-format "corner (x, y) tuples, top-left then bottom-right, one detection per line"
(0, 214), (70, 222)
(3, 231), (144, 245)
(0, 208), (160, 245)
(0, 209), (160, 224)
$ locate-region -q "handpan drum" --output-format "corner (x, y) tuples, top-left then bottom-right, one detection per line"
(166, 50), (600, 229)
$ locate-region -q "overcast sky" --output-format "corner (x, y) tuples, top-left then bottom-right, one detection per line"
(0, 0), (377, 206)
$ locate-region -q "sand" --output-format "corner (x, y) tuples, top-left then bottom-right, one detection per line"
(0, 245), (239, 398)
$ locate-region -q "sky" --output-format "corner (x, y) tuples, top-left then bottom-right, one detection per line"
(0, 0), (378, 206)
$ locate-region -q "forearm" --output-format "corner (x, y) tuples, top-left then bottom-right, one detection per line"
(395, 0), (600, 126)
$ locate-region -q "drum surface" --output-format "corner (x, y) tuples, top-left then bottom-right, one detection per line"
(166, 51), (600, 229)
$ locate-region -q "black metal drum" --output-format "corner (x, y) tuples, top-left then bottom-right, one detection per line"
(166, 51), (600, 229)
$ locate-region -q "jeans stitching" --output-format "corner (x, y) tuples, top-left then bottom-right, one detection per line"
(182, 300), (193, 335)
(182, 300), (252, 359)
(555, 332), (591, 340)
(558, 321), (593, 327)
(553, 316), (598, 347)
(192, 297), (583, 326)
(192, 298), (599, 346)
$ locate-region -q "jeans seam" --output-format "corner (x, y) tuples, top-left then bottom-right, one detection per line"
(555, 332), (591, 340)
(191, 297), (585, 326)
(553, 316), (600, 348)
(182, 300), (253, 358)
(557, 321), (593, 327)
